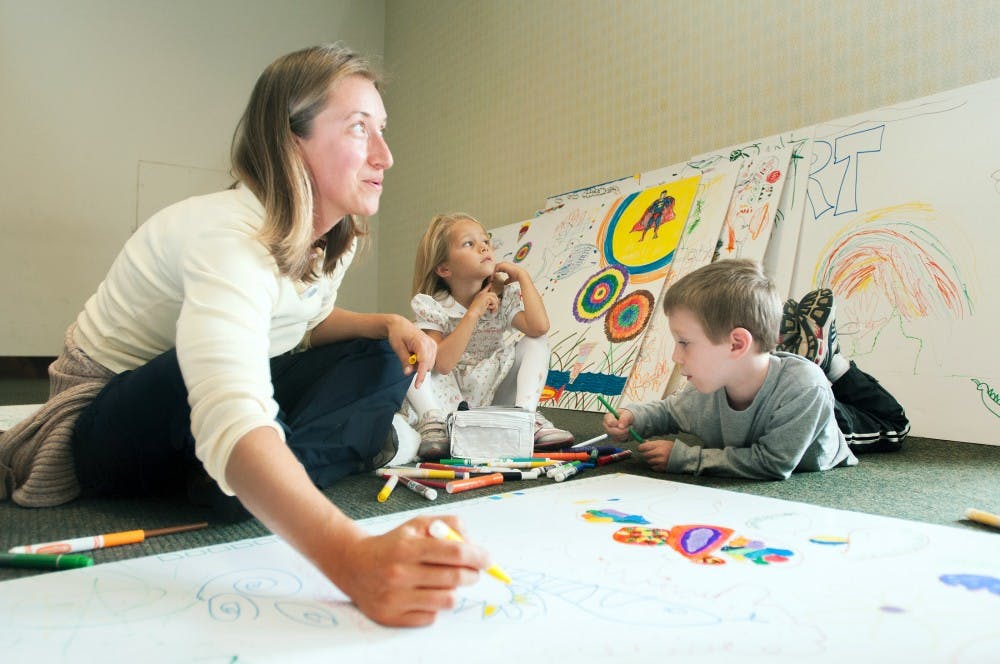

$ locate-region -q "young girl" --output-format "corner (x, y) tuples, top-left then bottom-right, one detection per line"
(406, 213), (573, 458)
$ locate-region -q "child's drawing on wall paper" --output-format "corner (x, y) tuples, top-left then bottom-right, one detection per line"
(539, 178), (701, 411)
(715, 150), (792, 262)
(812, 203), (973, 373)
(621, 168), (737, 403)
(686, 131), (813, 296)
(790, 78), (999, 443)
(632, 189), (676, 241)
(598, 177), (700, 284)
(492, 205), (606, 299)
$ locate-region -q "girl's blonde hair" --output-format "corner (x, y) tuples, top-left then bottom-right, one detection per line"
(412, 212), (482, 296)
(231, 43), (383, 282)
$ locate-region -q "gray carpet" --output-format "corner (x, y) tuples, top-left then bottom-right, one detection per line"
(2, 407), (998, 583)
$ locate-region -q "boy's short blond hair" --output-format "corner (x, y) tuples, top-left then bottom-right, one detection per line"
(662, 259), (781, 351)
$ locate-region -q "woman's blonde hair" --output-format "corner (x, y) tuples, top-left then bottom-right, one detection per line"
(231, 43), (383, 282)
(412, 212), (482, 297)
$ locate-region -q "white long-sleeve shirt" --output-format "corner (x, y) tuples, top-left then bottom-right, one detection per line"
(74, 186), (352, 494)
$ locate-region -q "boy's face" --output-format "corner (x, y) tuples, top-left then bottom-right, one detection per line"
(668, 307), (735, 394)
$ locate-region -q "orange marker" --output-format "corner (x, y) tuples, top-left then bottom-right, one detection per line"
(8, 522), (209, 554)
(445, 472), (504, 494)
(532, 452), (593, 461)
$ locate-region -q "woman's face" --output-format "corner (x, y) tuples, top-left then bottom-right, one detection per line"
(296, 74), (393, 237)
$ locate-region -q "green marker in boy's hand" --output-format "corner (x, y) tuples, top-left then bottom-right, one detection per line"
(596, 394), (644, 443)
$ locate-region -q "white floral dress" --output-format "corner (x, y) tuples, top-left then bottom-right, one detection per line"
(411, 282), (524, 411)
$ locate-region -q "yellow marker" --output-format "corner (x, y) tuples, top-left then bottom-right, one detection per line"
(408, 353), (418, 365)
(966, 507), (1000, 530)
(428, 520), (512, 584)
(377, 474), (398, 503)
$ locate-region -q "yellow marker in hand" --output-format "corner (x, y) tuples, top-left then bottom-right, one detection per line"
(428, 520), (512, 584)
(408, 353), (418, 365)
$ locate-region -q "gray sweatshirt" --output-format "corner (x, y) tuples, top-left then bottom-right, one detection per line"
(627, 352), (858, 480)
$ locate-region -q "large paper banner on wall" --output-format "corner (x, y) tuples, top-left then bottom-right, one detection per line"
(689, 130), (815, 298)
(492, 176), (700, 411)
(541, 149), (795, 404)
(790, 77), (998, 445)
(621, 164), (737, 403)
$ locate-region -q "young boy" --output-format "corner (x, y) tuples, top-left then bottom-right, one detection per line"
(603, 259), (909, 480)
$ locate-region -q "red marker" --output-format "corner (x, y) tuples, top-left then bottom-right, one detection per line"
(597, 450), (634, 466)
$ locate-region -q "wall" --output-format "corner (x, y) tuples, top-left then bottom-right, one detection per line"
(379, 0), (1000, 317)
(0, 0), (385, 355)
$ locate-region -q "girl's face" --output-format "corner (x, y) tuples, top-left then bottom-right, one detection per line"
(296, 74), (393, 238)
(437, 219), (494, 285)
(668, 306), (734, 394)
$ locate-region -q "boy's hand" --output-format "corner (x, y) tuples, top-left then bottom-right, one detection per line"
(602, 408), (636, 442)
(638, 439), (675, 472)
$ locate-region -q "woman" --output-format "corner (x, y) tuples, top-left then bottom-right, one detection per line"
(0, 43), (488, 627)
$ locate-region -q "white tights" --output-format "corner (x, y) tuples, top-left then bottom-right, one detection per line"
(406, 335), (549, 419)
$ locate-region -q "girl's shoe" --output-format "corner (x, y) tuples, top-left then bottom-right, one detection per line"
(534, 411), (574, 447)
(415, 410), (450, 460)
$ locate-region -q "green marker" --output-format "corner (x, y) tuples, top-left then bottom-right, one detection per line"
(595, 394), (644, 444)
(0, 552), (95, 570)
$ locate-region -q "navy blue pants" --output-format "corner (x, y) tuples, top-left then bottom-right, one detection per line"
(832, 361), (910, 453)
(71, 339), (410, 503)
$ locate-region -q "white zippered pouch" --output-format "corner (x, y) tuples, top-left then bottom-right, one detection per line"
(447, 406), (534, 459)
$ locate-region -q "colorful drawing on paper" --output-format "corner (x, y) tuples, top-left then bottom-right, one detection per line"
(572, 265), (629, 322)
(490, 179), (700, 412)
(811, 202), (973, 371)
(581, 509), (650, 524)
(790, 78), (998, 444)
(620, 164), (736, 403)
(938, 574), (1000, 596)
(715, 150), (791, 262)
(597, 176), (700, 284)
(3, 474), (998, 662)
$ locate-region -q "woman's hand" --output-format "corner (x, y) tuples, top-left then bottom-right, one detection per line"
(329, 515), (490, 627)
(385, 314), (437, 389)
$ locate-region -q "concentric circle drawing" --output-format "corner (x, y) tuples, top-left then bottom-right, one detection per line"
(596, 176), (700, 283)
(514, 242), (531, 263)
(604, 289), (655, 342)
(573, 265), (628, 322)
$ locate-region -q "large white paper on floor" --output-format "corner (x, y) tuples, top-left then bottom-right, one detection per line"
(1, 474), (997, 663)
